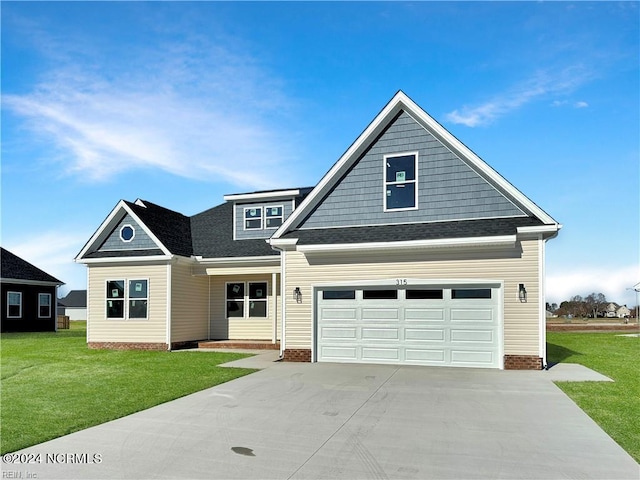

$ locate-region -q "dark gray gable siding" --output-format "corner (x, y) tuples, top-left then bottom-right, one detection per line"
(98, 214), (160, 252)
(298, 111), (525, 229)
(234, 200), (295, 240)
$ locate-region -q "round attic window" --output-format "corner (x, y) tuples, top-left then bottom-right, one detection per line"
(120, 225), (135, 242)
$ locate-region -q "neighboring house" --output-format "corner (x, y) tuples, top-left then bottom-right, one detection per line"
(616, 305), (630, 319)
(58, 290), (88, 320)
(1, 247), (64, 332)
(604, 303), (619, 318)
(75, 91), (561, 369)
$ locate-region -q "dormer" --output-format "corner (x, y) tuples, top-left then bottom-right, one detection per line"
(223, 187), (313, 241)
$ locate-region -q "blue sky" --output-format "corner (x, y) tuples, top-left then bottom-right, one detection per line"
(2, 2), (639, 306)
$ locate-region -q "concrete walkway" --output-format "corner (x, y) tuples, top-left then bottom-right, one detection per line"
(10, 362), (639, 480)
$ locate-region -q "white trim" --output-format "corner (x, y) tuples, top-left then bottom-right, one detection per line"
(517, 225), (562, 236)
(232, 205), (237, 241)
(294, 214), (529, 232)
(280, 250), (286, 356)
(223, 189), (301, 202)
(265, 205), (284, 229)
(272, 272), (277, 344)
(38, 293), (52, 318)
(538, 235), (546, 368)
(296, 235), (517, 254)
(194, 255), (280, 266)
(383, 151), (419, 212)
(166, 264), (172, 350)
(119, 224), (136, 243)
(268, 238), (299, 251)
(7, 291), (22, 318)
(80, 255), (173, 265)
(76, 200), (172, 261)
(273, 91), (558, 239)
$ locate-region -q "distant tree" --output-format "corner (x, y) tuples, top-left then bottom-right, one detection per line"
(585, 292), (607, 318)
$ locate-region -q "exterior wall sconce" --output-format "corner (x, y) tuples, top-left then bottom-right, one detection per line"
(519, 283), (527, 303)
(293, 287), (302, 303)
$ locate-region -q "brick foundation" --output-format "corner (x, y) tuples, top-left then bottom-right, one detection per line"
(283, 348), (312, 362)
(88, 342), (168, 351)
(504, 355), (543, 370)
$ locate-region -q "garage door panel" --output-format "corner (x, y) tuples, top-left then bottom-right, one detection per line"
(320, 308), (357, 320)
(405, 308), (445, 321)
(450, 350), (495, 365)
(450, 308), (493, 322)
(321, 346), (358, 360)
(450, 329), (495, 343)
(362, 327), (399, 340)
(405, 348), (446, 363)
(362, 347), (400, 361)
(362, 308), (399, 321)
(321, 327), (357, 340)
(405, 328), (446, 342)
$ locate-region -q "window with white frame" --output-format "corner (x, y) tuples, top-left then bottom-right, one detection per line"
(384, 153), (418, 211)
(226, 281), (268, 318)
(265, 206), (284, 229)
(7, 292), (22, 318)
(244, 207), (262, 230)
(106, 279), (148, 320)
(38, 293), (51, 318)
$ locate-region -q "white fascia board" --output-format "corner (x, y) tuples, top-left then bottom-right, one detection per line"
(312, 278), (504, 288)
(223, 189), (301, 202)
(297, 235), (516, 254)
(1, 278), (64, 286)
(79, 255), (174, 265)
(194, 255), (280, 266)
(75, 200), (172, 260)
(268, 238), (299, 251)
(517, 224), (562, 235)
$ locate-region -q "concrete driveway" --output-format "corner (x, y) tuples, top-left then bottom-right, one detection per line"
(11, 360), (640, 479)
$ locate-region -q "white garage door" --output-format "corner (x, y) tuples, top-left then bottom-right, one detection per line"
(316, 285), (501, 368)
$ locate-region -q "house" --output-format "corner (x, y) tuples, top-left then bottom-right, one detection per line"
(616, 305), (630, 319)
(75, 91), (561, 369)
(604, 303), (619, 318)
(1, 247), (64, 332)
(58, 290), (88, 320)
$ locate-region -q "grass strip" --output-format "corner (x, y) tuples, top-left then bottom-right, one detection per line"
(547, 332), (639, 463)
(1, 322), (256, 454)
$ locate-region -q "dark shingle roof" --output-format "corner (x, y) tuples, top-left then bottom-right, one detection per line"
(1, 248), (63, 284)
(59, 290), (87, 308)
(84, 249), (166, 259)
(125, 200), (193, 257)
(283, 217), (544, 245)
(190, 202), (277, 258)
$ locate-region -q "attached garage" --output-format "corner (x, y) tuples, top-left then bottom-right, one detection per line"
(315, 283), (502, 368)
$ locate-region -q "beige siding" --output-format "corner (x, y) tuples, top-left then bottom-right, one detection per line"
(170, 260), (209, 343)
(283, 239), (541, 355)
(209, 274), (281, 341)
(87, 263), (168, 344)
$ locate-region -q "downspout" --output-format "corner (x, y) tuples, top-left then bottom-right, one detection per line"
(539, 234), (547, 369)
(271, 272), (277, 344)
(166, 262), (172, 350)
(208, 275), (211, 340)
(268, 242), (286, 359)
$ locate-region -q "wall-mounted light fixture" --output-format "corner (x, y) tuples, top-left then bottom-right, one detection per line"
(518, 283), (527, 303)
(293, 287), (302, 304)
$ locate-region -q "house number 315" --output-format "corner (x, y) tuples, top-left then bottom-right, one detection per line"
(396, 278), (408, 285)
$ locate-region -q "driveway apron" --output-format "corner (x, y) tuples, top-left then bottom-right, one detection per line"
(10, 363), (640, 479)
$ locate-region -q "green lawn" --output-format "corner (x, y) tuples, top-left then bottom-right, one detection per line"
(0, 322), (256, 454)
(547, 332), (640, 463)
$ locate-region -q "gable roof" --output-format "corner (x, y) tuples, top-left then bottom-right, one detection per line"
(1, 248), (64, 285)
(59, 290), (87, 308)
(273, 90), (560, 241)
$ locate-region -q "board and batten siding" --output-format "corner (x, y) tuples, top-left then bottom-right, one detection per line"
(209, 274), (281, 341)
(87, 263), (168, 344)
(283, 238), (540, 356)
(170, 260), (209, 343)
(299, 111), (525, 229)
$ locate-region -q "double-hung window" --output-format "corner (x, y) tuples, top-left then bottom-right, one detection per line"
(106, 279), (148, 320)
(7, 292), (22, 318)
(244, 207), (262, 230)
(38, 293), (52, 318)
(265, 206), (283, 228)
(226, 281), (268, 318)
(384, 153), (418, 211)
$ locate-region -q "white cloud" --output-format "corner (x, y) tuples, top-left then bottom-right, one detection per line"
(3, 30), (299, 190)
(546, 264), (640, 307)
(574, 101), (589, 108)
(445, 65), (592, 127)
